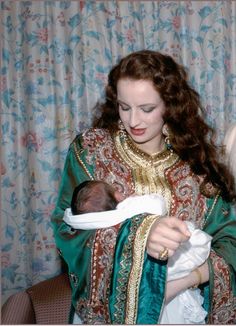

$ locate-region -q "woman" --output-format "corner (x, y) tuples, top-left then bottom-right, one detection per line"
(51, 50), (236, 324)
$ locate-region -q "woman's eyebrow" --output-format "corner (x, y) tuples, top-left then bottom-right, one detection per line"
(117, 99), (157, 107)
(137, 103), (157, 108)
(117, 99), (130, 106)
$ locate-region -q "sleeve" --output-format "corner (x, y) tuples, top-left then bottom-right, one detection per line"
(50, 135), (96, 307)
(51, 135), (95, 236)
(203, 197), (236, 324)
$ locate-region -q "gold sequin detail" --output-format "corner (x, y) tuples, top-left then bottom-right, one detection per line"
(114, 132), (179, 212)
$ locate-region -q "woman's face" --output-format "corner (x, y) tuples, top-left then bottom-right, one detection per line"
(117, 78), (166, 154)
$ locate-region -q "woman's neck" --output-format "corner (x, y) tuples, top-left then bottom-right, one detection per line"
(129, 136), (166, 156)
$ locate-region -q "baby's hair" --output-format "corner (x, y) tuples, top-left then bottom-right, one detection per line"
(71, 180), (118, 215)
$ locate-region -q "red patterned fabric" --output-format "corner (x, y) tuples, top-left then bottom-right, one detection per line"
(209, 251), (236, 323)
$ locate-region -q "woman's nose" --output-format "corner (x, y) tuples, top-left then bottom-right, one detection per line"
(129, 109), (140, 127)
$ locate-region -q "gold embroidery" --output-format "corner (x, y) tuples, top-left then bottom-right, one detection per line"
(114, 132), (179, 212)
(125, 215), (160, 324)
(201, 191), (220, 229)
(73, 141), (94, 180)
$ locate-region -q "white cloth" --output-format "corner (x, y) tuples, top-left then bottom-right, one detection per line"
(63, 193), (167, 229)
(160, 222), (212, 324)
(160, 288), (206, 324)
(65, 195), (211, 324)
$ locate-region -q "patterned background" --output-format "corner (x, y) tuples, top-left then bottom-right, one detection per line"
(1, 1), (236, 304)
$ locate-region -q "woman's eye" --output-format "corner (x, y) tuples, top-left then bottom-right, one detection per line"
(141, 106), (156, 113)
(119, 104), (130, 111)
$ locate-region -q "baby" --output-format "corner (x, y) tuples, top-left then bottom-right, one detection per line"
(65, 180), (167, 229)
(64, 180), (211, 324)
(71, 180), (121, 215)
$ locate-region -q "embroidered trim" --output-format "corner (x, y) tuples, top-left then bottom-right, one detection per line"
(114, 131), (179, 212)
(73, 141), (94, 180)
(125, 215), (160, 324)
(165, 161), (207, 228)
(112, 216), (143, 323)
(208, 250), (236, 323)
(201, 191), (220, 229)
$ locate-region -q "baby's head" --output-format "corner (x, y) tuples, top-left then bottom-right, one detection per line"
(71, 180), (121, 215)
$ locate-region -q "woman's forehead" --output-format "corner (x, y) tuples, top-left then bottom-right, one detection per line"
(117, 79), (161, 104)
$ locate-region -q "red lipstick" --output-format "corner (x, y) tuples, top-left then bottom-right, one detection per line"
(130, 128), (146, 136)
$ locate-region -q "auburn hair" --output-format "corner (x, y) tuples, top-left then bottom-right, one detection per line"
(93, 50), (235, 202)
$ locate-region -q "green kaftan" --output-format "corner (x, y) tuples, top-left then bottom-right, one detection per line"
(51, 128), (236, 324)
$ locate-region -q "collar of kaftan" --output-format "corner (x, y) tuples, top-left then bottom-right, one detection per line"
(113, 131), (179, 213)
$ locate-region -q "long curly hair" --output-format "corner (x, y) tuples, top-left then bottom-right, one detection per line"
(93, 50), (235, 202)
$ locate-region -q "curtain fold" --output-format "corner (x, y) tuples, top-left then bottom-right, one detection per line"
(1, 0), (236, 304)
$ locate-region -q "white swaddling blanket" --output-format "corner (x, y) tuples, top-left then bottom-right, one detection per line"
(160, 221), (212, 324)
(63, 193), (167, 229)
(64, 194), (211, 324)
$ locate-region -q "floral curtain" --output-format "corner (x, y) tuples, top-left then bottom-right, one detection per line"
(1, 1), (236, 304)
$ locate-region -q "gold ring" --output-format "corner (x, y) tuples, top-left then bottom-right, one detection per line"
(159, 247), (168, 261)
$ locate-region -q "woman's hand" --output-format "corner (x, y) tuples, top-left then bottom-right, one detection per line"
(146, 216), (191, 259)
(165, 260), (210, 304)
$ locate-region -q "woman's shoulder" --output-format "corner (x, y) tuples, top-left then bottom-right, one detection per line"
(71, 127), (113, 150)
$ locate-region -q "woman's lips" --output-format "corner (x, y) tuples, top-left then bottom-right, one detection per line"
(130, 128), (146, 136)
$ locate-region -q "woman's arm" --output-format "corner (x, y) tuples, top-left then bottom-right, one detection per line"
(152, 196), (236, 322)
(146, 217), (210, 303)
(165, 261), (209, 304)
(51, 136), (98, 312)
